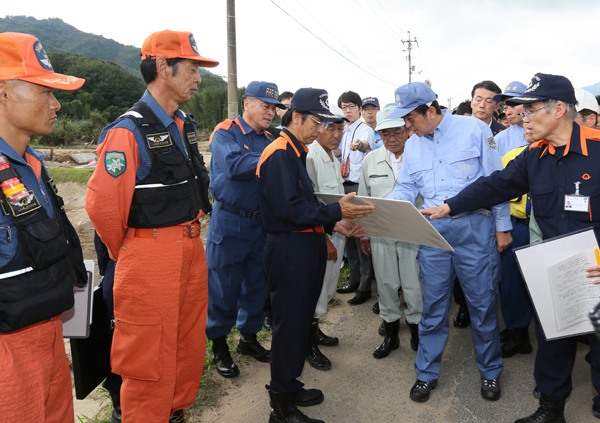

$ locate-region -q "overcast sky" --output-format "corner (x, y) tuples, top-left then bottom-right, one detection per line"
(4, 0), (600, 113)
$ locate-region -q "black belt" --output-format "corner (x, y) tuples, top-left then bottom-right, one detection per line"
(218, 202), (261, 220)
(516, 217), (530, 226)
(343, 181), (359, 186)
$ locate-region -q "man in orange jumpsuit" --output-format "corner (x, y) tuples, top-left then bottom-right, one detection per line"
(0, 32), (86, 422)
(86, 30), (217, 422)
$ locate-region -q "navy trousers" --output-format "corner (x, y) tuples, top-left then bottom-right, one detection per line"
(264, 232), (326, 393)
(535, 326), (600, 407)
(94, 232), (123, 395)
(500, 216), (533, 330)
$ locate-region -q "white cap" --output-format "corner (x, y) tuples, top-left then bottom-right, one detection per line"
(575, 88), (598, 113)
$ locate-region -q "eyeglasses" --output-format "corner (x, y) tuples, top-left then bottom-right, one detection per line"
(519, 106), (545, 120)
(362, 107), (379, 113)
(307, 116), (329, 129)
(340, 104), (358, 111)
(380, 128), (407, 139)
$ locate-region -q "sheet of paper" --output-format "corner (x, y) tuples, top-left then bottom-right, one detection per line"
(315, 193), (454, 251)
(514, 228), (600, 340)
(548, 250), (600, 331)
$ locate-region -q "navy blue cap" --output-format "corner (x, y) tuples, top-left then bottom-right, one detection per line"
(505, 73), (576, 106)
(290, 88), (338, 122)
(244, 81), (286, 108)
(387, 82), (437, 119)
(362, 97), (380, 108)
(492, 81), (527, 102)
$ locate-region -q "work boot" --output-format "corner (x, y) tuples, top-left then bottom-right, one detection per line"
(212, 336), (239, 378)
(348, 290), (371, 305)
(317, 327), (339, 347)
(373, 319), (400, 359)
(500, 328), (514, 343)
(514, 395), (566, 423)
(268, 387), (325, 423)
(409, 379), (437, 402)
(306, 319), (331, 371)
(264, 315), (273, 331)
(336, 282), (359, 294)
(237, 332), (270, 362)
(453, 305), (470, 328)
(502, 327), (533, 358)
(291, 388), (324, 407)
(407, 322), (419, 352)
(169, 409), (190, 422)
(109, 391), (121, 423)
(378, 321), (385, 336)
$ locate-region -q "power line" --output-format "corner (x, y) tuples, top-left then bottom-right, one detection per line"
(362, 0), (405, 40)
(350, 0), (403, 42)
(374, 0), (408, 36)
(270, 1), (397, 86)
(292, 0), (396, 86)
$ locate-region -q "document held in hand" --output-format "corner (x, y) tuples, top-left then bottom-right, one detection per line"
(514, 228), (600, 340)
(548, 250), (600, 332)
(315, 193), (454, 252)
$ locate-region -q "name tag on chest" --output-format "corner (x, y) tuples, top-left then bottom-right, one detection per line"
(564, 195), (589, 212)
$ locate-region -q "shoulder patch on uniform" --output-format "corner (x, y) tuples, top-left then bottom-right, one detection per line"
(105, 151), (127, 178)
(146, 132), (173, 149)
(486, 136), (496, 150)
(187, 131), (198, 144)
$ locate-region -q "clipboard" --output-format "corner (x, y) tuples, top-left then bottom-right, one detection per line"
(62, 259), (94, 338)
(514, 227), (600, 340)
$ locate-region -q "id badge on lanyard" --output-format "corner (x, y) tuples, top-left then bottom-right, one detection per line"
(564, 181), (590, 212)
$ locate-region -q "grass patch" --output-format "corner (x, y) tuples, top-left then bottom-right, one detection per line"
(48, 168), (94, 186)
(337, 264), (350, 288)
(328, 297), (342, 308)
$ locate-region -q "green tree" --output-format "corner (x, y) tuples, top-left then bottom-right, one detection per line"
(48, 52), (146, 121)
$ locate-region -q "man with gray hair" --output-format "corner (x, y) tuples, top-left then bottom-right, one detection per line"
(421, 72), (600, 423)
(207, 81), (287, 379)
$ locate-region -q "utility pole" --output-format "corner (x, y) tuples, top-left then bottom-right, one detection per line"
(401, 31), (418, 83)
(448, 97), (453, 110)
(227, 0), (238, 119)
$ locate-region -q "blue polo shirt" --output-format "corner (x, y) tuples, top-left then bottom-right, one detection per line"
(387, 110), (511, 232)
(496, 124), (528, 158)
(447, 123), (600, 242)
(209, 115), (274, 212)
(256, 129), (341, 233)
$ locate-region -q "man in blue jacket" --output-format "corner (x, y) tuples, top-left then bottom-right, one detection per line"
(207, 81), (286, 378)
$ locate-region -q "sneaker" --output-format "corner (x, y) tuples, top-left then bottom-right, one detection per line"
(481, 378), (501, 401)
(409, 379), (438, 402)
(533, 386), (541, 399)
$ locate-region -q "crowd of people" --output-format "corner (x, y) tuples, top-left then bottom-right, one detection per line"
(1, 27), (600, 423)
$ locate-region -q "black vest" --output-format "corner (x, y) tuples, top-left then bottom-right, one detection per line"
(121, 101), (211, 228)
(0, 166), (87, 332)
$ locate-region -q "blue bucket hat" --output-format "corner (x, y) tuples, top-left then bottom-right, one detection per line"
(244, 81), (287, 108)
(387, 82), (437, 119)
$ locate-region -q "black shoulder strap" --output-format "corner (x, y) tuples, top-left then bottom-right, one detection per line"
(119, 100), (161, 127)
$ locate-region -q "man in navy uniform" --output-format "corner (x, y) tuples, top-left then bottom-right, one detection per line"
(207, 81), (286, 378)
(257, 88), (373, 423)
(421, 72), (600, 423)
